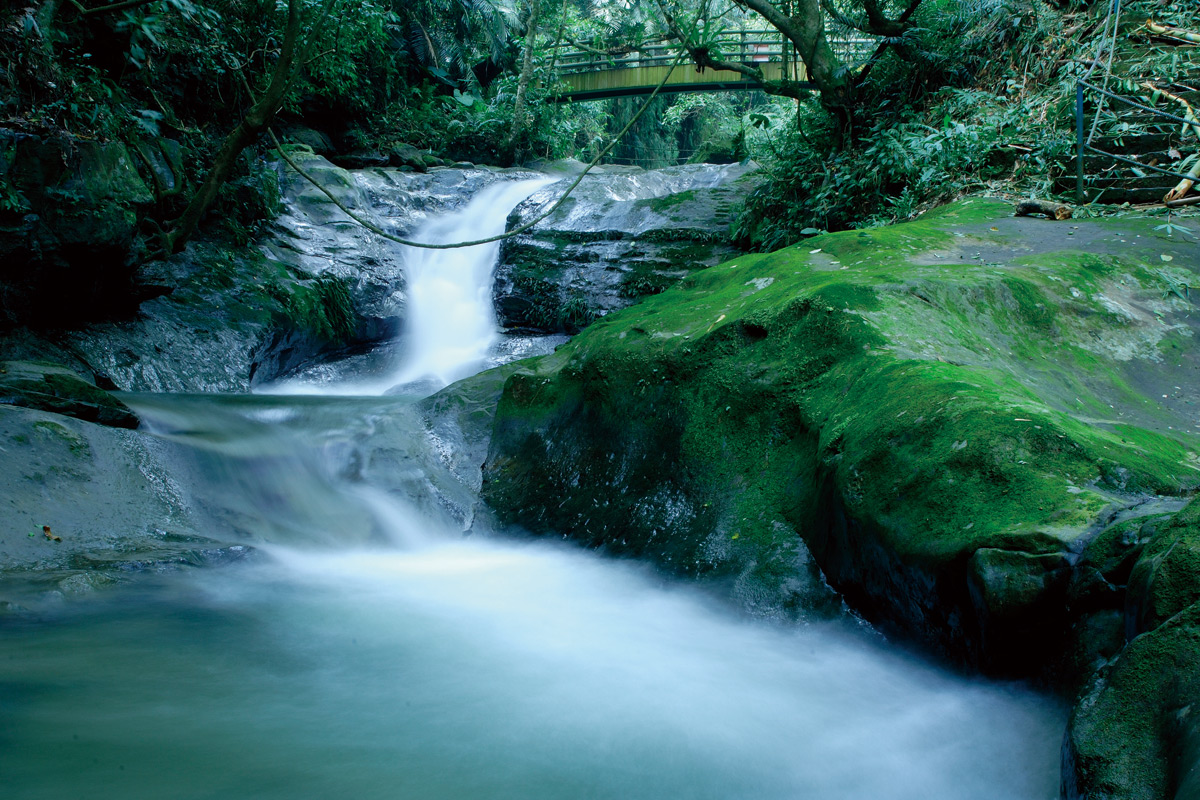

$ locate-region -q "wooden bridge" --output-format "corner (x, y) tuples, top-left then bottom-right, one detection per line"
(552, 31), (875, 102)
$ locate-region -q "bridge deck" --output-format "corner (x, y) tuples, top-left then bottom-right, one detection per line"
(555, 62), (809, 102)
(551, 31), (871, 102)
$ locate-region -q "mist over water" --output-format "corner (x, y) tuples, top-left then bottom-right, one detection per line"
(1, 534), (1063, 800)
(0, 175), (1066, 799)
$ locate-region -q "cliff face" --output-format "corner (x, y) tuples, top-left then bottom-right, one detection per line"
(473, 197), (1200, 797)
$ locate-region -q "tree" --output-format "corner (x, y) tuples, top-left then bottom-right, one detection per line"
(507, 0), (544, 152)
(162, 0), (334, 253)
(658, 0), (925, 126)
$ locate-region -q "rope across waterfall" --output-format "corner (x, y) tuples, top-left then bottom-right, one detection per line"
(270, 22), (700, 252)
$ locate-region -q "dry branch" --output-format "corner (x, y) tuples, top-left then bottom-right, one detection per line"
(1136, 82), (1200, 203)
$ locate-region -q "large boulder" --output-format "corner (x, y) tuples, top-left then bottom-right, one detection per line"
(0, 360), (137, 428)
(481, 197), (1200, 663)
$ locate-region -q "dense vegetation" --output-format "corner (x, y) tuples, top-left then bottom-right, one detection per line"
(1, 0), (1198, 256)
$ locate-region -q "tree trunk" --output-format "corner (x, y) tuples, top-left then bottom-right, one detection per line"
(164, 0), (304, 253)
(736, 0), (853, 115)
(507, 0), (542, 157)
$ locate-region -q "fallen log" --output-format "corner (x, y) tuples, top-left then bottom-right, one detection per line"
(1014, 199), (1072, 220)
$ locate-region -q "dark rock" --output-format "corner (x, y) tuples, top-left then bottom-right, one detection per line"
(0, 127), (177, 327)
(1064, 599), (1200, 800)
(0, 361), (137, 428)
(280, 124), (336, 156)
(330, 149), (389, 169)
(969, 548), (1069, 618)
(387, 143), (427, 172)
(495, 162), (760, 333)
(1127, 500), (1200, 636)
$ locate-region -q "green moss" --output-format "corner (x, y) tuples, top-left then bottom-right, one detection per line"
(619, 266), (674, 299)
(645, 190), (696, 213)
(1067, 600), (1200, 800)
(1128, 499), (1200, 632)
(32, 420), (90, 457)
(1002, 277), (1057, 329)
(273, 275), (356, 343)
(483, 196), (1200, 645)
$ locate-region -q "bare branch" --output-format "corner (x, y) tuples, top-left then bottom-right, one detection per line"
(77, 0), (162, 17)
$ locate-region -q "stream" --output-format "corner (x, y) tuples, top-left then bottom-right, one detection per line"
(1, 176), (1065, 799)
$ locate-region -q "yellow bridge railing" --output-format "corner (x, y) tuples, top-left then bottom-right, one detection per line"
(552, 31), (876, 101)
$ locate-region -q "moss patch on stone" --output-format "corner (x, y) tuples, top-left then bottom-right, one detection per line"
(483, 197), (1200, 662)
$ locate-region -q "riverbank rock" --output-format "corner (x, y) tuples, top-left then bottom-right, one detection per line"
(1064, 500), (1200, 799)
(494, 162), (761, 333)
(0, 361), (137, 428)
(0, 402), (247, 607)
(481, 197), (1200, 663)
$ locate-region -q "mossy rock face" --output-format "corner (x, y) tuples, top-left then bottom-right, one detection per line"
(0, 361), (137, 428)
(0, 128), (184, 328)
(1128, 500), (1200, 636)
(494, 163), (759, 334)
(1065, 597), (1200, 800)
(482, 197), (1200, 668)
(2, 157), (517, 392)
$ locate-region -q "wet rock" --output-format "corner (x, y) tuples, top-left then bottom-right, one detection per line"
(387, 143), (427, 172)
(969, 548), (1069, 619)
(331, 149), (389, 169)
(0, 403), (240, 604)
(0, 360), (137, 428)
(2, 155), (542, 392)
(1127, 500), (1200, 637)
(1065, 599), (1200, 800)
(495, 162), (761, 332)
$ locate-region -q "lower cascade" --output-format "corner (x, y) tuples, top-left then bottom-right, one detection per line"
(1, 176), (1067, 799)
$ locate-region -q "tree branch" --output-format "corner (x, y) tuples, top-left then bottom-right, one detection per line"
(77, 0), (162, 17)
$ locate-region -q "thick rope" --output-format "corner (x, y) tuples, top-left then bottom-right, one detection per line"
(270, 34), (695, 250)
(1084, 0), (1123, 146)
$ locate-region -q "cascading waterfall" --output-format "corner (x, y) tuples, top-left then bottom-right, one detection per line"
(265, 176), (553, 397)
(0, 173), (1067, 800)
(389, 177), (555, 389)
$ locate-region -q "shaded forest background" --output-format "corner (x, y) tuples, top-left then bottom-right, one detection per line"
(2, 0), (1198, 255)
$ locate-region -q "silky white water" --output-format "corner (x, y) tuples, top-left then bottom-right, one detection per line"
(265, 176), (553, 396)
(0, 177), (1066, 799)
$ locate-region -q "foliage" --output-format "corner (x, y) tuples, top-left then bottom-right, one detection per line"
(734, 0), (1090, 247)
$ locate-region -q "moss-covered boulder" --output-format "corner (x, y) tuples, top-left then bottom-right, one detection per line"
(0, 361), (137, 428)
(481, 197), (1200, 669)
(1065, 586), (1200, 799)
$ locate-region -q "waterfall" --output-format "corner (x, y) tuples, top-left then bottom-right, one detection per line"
(389, 177), (554, 389)
(0, 173), (1067, 800)
(264, 176), (553, 397)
